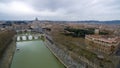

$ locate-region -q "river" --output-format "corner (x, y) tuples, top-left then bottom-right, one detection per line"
(10, 40), (65, 68)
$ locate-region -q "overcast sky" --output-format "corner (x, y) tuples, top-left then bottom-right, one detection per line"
(0, 0), (120, 21)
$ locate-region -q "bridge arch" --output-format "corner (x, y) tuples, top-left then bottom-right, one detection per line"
(16, 30), (45, 41)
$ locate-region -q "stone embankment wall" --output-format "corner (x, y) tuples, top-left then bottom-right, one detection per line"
(45, 39), (86, 68)
(45, 36), (102, 68)
(0, 36), (16, 68)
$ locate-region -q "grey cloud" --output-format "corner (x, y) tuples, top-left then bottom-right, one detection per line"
(0, 0), (120, 20)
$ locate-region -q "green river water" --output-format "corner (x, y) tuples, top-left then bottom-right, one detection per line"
(10, 40), (65, 68)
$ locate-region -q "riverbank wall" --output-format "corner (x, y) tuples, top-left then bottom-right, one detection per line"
(45, 35), (104, 68)
(45, 39), (86, 68)
(0, 36), (16, 68)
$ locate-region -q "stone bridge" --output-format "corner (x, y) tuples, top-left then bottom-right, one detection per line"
(16, 29), (45, 41)
(17, 34), (45, 41)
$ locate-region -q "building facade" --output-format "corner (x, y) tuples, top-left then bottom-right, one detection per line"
(85, 35), (120, 54)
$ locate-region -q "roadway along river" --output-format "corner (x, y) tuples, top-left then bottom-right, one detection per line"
(10, 40), (65, 68)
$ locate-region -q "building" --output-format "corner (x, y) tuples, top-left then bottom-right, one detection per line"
(30, 18), (43, 33)
(94, 29), (99, 35)
(85, 35), (120, 54)
(12, 23), (29, 30)
(30, 17), (40, 29)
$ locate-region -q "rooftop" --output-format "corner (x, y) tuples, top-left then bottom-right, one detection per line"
(86, 35), (119, 44)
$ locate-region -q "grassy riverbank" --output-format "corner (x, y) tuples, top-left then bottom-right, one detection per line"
(48, 25), (115, 68)
(0, 37), (16, 68)
(0, 30), (15, 58)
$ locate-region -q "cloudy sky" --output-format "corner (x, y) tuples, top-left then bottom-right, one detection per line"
(0, 0), (120, 20)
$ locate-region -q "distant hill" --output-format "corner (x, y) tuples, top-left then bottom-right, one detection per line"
(100, 20), (120, 24)
(40, 20), (120, 24)
(3, 20), (120, 24)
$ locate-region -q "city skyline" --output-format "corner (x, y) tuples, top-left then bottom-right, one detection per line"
(0, 0), (120, 21)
